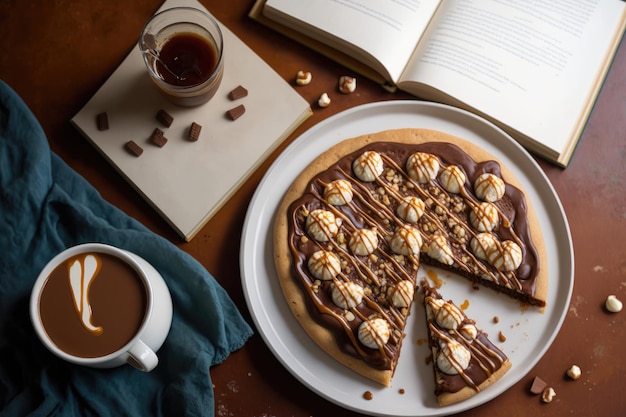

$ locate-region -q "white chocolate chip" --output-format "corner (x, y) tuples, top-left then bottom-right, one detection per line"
(438, 165), (466, 194)
(388, 280), (414, 308)
(541, 387), (556, 403)
(295, 70), (312, 85)
(396, 196), (425, 223)
(324, 179), (354, 205)
(488, 240), (522, 272)
(566, 365), (581, 380)
(437, 339), (471, 375)
(307, 250), (341, 280)
(317, 92), (331, 107)
(434, 301), (464, 330)
(305, 209), (341, 242)
(349, 228), (378, 256)
(390, 225), (422, 256)
(469, 202), (499, 232)
(474, 173), (505, 202)
(605, 295), (623, 313)
(358, 318), (390, 349)
(331, 281), (364, 309)
(338, 75), (357, 93)
(470, 233), (499, 261)
(352, 151), (383, 182)
(426, 235), (454, 265)
(406, 152), (439, 183)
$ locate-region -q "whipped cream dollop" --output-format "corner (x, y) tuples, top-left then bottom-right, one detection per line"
(489, 240), (523, 271)
(353, 151), (383, 182)
(331, 281), (364, 309)
(306, 209), (341, 242)
(470, 202), (500, 232)
(358, 318), (391, 349)
(406, 152), (439, 183)
(308, 250), (341, 280)
(427, 235), (454, 265)
(470, 232), (499, 261)
(396, 196), (425, 223)
(435, 301), (464, 330)
(474, 173), (505, 202)
(390, 225), (422, 256)
(460, 323), (478, 340)
(438, 165), (466, 194)
(437, 339), (471, 375)
(427, 296), (464, 330)
(349, 228), (378, 255)
(388, 280), (414, 308)
(324, 179), (354, 205)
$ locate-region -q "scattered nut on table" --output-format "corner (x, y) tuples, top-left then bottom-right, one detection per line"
(295, 70), (312, 85)
(338, 75), (357, 93)
(318, 92), (331, 107)
(567, 365), (581, 380)
(541, 387), (556, 403)
(605, 294), (623, 313)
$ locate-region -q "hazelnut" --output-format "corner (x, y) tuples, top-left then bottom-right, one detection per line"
(317, 93), (331, 107)
(605, 294), (623, 313)
(295, 70), (312, 85)
(541, 387), (556, 403)
(566, 365), (581, 380)
(338, 75), (357, 93)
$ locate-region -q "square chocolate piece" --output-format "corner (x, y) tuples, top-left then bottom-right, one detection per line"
(150, 128), (168, 147)
(188, 122), (202, 142)
(125, 140), (143, 157)
(96, 112), (109, 131)
(226, 104), (246, 121)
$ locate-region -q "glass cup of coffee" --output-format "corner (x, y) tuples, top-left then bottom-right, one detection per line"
(30, 243), (173, 372)
(138, 7), (224, 107)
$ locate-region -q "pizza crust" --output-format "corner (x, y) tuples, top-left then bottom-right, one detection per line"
(273, 127), (548, 389)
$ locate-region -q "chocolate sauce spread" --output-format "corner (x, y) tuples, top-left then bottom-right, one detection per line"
(286, 141), (541, 375)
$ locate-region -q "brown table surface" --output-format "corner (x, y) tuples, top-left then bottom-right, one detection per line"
(2, 1), (625, 416)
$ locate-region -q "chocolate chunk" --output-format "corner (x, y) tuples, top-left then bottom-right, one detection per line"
(188, 122), (202, 141)
(96, 112), (109, 131)
(150, 128), (168, 147)
(156, 109), (173, 127)
(529, 376), (547, 395)
(226, 104), (246, 121)
(125, 140), (143, 157)
(228, 85), (248, 100)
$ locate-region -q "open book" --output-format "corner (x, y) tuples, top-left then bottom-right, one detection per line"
(251, 0), (626, 167)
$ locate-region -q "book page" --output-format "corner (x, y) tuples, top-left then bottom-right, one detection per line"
(399, 0), (626, 154)
(265, 0), (440, 81)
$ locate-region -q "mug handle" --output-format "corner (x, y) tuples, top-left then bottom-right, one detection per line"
(127, 339), (159, 372)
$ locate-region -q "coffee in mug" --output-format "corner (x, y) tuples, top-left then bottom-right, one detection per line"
(38, 252), (147, 358)
(31, 243), (173, 371)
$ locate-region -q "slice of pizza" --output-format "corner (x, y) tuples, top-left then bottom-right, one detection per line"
(421, 279), (512, 406)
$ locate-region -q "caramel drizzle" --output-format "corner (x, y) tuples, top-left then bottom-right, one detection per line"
(379, 155), (523, 291)
(291, 146), (532, 367)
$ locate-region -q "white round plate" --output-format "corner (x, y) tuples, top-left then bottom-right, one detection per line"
(240, 101), (573, 416)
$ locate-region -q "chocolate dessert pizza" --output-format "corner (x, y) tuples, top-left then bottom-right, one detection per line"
(421, 279), (512, 406)
(272, 128), (547, 392)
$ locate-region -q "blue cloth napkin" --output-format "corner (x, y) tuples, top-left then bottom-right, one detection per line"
(0, 80), (254, 417)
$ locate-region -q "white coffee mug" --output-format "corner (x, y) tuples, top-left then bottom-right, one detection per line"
(30, 243), (173, 372)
